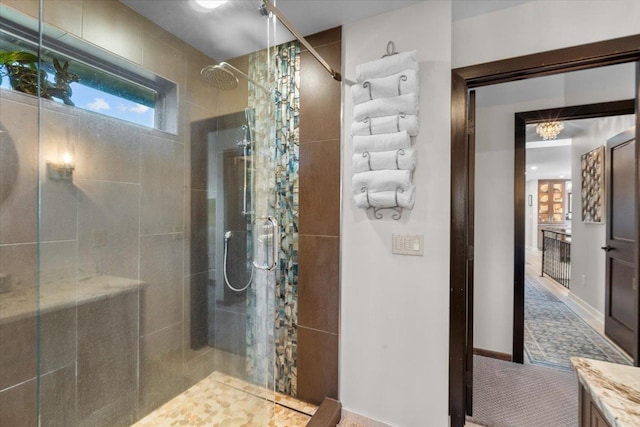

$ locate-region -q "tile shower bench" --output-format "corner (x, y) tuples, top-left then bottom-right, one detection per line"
(572, 357), (640, 427)
(0, 275), (145, 426)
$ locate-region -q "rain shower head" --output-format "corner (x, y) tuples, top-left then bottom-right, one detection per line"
(200, 62), (269, 93)
(200, 64), (239, 91)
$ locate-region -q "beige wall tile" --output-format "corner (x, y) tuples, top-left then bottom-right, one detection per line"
(214, 55), (250, 117)
(44, 0), (83, 36)
(40, 308), (77, 374)
(185, 47), (219, 111)
(1, 0), (38, 18)
(77, 290), (138, 424)
(139, 234), (184, 335)
(0, 243), (36, 291)
(0, 97), (38, 244)
(0, 315), (37, 390)
(139, 322), (183, 414)
(40, 365), (77, 426)
(82, 0), (144, 64)
(40, 105), (79, 242)
(140, 135), (184, 236)
(74, 111), (140, 183)
(0, 376), (37, 426)
(76, 179), (139, 279)
(143, 31), (186, 85)
(40, 240), (77, 285)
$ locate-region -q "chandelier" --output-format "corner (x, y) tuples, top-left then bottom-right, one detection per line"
(535, 121), (564, 140)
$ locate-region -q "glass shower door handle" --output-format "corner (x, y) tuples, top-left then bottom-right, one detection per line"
(253, 216), (278, 271)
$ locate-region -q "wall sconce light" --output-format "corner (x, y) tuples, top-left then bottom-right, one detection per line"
(47, 152), (74, 181)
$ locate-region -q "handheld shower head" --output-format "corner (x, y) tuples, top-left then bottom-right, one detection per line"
(224, 231), (232, 240)
(200, 64), (239, 91)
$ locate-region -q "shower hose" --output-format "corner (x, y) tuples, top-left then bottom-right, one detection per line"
(223, 231), (253, 292)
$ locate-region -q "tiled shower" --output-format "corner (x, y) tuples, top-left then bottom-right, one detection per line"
(0, 0), (340, 425)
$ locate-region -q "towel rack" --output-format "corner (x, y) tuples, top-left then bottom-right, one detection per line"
(361, 149), (407, 171)
(360, 187), (404, 220)
(363, 113), (407, 135)
(352, 42), (417, 221)
(382, 41), (398, 58)
(361, 74), (410, 101)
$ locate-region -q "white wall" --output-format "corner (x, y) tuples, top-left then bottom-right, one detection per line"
(453, 0), (640, 68)
(570, 115), (636, 315)
(341, 2), (451, 426)
(474, 74), (565, 354)
(458, 1), (638, 357)
(337, 1), (638, 424)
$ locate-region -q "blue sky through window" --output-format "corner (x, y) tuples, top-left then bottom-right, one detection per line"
(69, 80), (155, 128)
(0, 71), (155, 128)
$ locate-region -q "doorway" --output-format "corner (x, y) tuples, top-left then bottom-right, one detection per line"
(449, 35), (640, 427)
(513, 101), (636, 368)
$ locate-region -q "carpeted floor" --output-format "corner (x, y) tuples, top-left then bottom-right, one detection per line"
(524, 275), (631, 370)
(467, 355), (578, 427)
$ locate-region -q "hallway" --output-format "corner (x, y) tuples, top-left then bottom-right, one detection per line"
(525, 250), (632, 369)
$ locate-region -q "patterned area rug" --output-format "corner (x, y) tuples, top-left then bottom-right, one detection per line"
(524, 276), (631, 370)
(468, 355), (578, 427)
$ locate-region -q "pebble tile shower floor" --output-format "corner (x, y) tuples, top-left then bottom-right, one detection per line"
(133, 372), (316, 426)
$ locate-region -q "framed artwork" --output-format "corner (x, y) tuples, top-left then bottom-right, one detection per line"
(581, 145), (605, 223)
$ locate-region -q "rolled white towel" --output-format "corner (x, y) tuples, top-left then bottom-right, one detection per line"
(352, 131), (410, 153)
(354, 184), (415, 210)
(352, 70), (419, 105)
(356, 50), (418, 81)
(352, 148), (416, 173)
(351, 114), (419, 137)
(352, 170), (412, 194)
(353, 93), (418, 122)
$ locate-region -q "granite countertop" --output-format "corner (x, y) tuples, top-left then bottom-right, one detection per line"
(571, 357), (640, 427)
(0, 275), (145, 325)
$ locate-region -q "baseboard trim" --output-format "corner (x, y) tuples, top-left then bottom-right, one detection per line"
(567, 291), (605, 328)
(473, 348), (512, 362)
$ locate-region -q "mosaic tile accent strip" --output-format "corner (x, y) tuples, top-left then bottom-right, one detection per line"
(132, 371), (313, 427)
(524, 275), (631, 370)
(246, 42), (301, 397)
(272, 42), (301, 397)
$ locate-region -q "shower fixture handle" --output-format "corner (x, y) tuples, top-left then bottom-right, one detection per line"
(253, 216), (278, 271)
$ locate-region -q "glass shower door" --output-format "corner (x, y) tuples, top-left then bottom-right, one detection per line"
(4, 0), (283, 425)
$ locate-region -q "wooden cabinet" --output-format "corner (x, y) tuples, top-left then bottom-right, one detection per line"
(538, 180), (566, 224)
(579, 384), (612, 427)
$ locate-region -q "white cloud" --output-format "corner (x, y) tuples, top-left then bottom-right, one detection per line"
(118, 103), (150, 114)
(86, 98), (110, 111)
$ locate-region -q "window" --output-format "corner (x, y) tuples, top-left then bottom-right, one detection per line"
(0, 8), (177, 133)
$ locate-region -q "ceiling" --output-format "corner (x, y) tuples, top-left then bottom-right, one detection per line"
(121, 0), (532, 61)
(525, 118), (601, 182)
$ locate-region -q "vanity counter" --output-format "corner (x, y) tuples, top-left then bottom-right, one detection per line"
(572, 357), (640, 427)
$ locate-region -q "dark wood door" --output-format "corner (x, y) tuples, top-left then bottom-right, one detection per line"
(465, 90), (476, 416)
(604, 128), (637, 358)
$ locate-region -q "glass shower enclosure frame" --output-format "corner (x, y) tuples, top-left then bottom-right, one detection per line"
(0, 0), (290, 425)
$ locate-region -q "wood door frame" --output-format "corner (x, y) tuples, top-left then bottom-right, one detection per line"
(513, 100), (636, 364)
(449, 34), (640, 427)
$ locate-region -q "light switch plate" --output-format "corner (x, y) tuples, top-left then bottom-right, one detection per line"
(392, 234), (424, 256)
